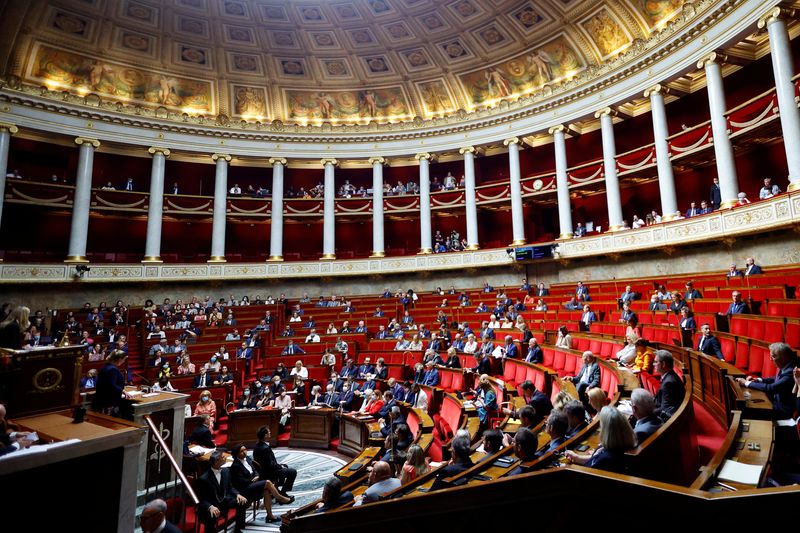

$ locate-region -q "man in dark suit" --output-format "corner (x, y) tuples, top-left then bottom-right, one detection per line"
(743, 257), (762, 276)
(525, 338), (543, 364)
(564, 351), (601, 402)
(653, 351), (685, 420)
(430, 436), (475, 489)
(338, 383), (356, 410)
(93, 350), (131, 419)
(196, 450), (249, 533)
(503, 336), (519, 359)
(189, 414), (216, 448)
(631, 389), (662, 444)
(710, 176), (721, 210)
(140, 499), (182, 533)
(281, 340), (305, 355)
(684, 282), (702, 300)
(564, 401), (588, 438)
(575, 282), (590, 301)
(697, 324), (724, 360)
(321, 384), (340, 407)
(648, 295), (666, 311)
(357, 358), (376, 378)
(472, 352), (492, 375)
(380, 405), (406, 437)
(736, 342), (798, 419)
(254, 426), (297, 496)
(722, 291), (751, 316)
(193, 367), (211, 389)
(536, 283), (549, 296)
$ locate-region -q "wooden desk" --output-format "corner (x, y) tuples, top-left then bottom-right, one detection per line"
(724, 419), (773, 489)
(226, 408), (281, 448)
(339, 414), (372, 456)
(290, 407), (336, 449)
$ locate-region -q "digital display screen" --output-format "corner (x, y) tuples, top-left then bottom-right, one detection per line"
(514, 246), (553, 261)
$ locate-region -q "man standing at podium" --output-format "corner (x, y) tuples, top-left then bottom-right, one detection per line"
(93, 350), (132, 419)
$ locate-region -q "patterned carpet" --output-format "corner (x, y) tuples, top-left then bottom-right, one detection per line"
(238, 449), (347, 532)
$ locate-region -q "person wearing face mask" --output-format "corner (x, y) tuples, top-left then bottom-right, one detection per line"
(80, 368), (98, 389)
(273, 386), (293, 430)
(151, 375), (176, 392)
(194, 391), (217, 428)
(205, 356), (221, 373)
(237, 385), (257, 410)
(338, 382), (355, 411)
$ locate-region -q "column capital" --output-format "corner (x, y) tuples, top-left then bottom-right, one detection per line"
(74, 137), (100, 148)
(594, 107), (617, 119)
(415, 152), (433, 161)
(459, 146), (476, 155)
(268, 157), (287, 166)
(503, 137), (520, 146)
(548, 124), (566, 135)
(758, 7), (796, 29)
(697, 51), (727, 69)
(643, 84), (668, 98)
(368, 156), (386, 166)
(0, 122), (18, 134)
(211, 153), (231, 162)
(320, 158), (338, 167)
(147, 146), (171, 157)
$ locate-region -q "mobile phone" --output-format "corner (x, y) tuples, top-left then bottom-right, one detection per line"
(575, 444), (589, 452)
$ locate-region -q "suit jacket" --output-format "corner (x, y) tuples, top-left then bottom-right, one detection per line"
(322, 391), (340, 406)
(571, 363), (600, 389)
(229, 457), (261, 492)
(93, 362), (125, 409)
(504, 344), (519, 359)
(253, 440), (280, 481)
(747, 362), (797, 419)
(697, 334), (723, 359)
(656, 370), (685, 419)
(744, 265), (763, 276)
(338, 390), (355, 410)
(430, 459), (475, 490)
(684, 289), (702, 300)
(529, 390), (554, 419)
(634, 414), (663, 444)
(710, 184), (721, 208)
(196, 468), (240, 513)
(282, 344), (305, 355)
(649, 302), (667, 311)
(726, 301), (751, 315)
(189, 425), (215, 448)
(525, 345), (543, 364)
(537, 288), (549, 296)
(193, 373), (210, 388)
(669, 300), (688, 315)
(474, 356), (492, 375)
(422, 369), (440, 386)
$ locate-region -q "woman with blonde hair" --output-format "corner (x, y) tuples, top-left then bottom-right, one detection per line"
(473, 374), (497, 427)
(399, 444), (430, 484)
(552, 390), (573, 412)
(587, 387), (610, 416)
(0, 305), (30, 349)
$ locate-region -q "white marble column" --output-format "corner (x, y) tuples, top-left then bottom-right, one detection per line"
(644, 84), (679, 220)
(416, 153), (433, 254)
(699, 53), (739, 208)
(759, 8), (800, 192)
(504, 137), (526, 245)
(268, 158), (286, 261)
(370, 157), (386, 257)
(321, 158), (338, 260)
(143, 147), (170, 262)
(208, 153), (230, 263)
(595, 108), (624, 231)
(66, 137), (100, 263)
(460, 146), (479, 250)
(549, 125), (573, 239)
(0, 122), (18, 234)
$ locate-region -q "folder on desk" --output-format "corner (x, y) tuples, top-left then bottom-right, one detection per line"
(717, 459), (763, 485)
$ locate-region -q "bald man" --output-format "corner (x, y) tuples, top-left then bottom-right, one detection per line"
(356, 461), (401, 505)
(140, 499), (181, 533)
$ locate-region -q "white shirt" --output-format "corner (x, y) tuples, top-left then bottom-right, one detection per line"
(305, 333), (320, 343)
(464, 340), (478, 354)
(290, 367), (309, 379)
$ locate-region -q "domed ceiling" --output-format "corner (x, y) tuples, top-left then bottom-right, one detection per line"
(3, 0), (686, 124)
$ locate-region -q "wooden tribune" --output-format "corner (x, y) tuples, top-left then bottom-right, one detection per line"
(290, 407), (336, 449)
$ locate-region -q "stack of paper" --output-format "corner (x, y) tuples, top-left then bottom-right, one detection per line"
(717, 459), (764, 485)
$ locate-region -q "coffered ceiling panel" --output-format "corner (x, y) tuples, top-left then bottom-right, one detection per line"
(4, 0), (687, 123)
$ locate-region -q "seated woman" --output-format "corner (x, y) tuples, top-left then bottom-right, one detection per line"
(373, 357), (388, 380)
(359, 389), (385, 416)
(320, 349), (336, 368)
(565, 406), (636, 473)
(274, 387), (293, 432)
(309, 384), (324, 406)
(407, 334), (423, 351)
(205, 356), (221, 373)
(236, 385), (259, 410)
(410, 383), (428, 412)
(326, 322), (338, 334)
(555, 326), (572, 349)
(382, 423), (413, 467)
(444, 347), (461, 368)
(288, 312), (302, 323)
(214, 345), (229, 361)
(193, 391), (217, 428)
(625, 317), (641, 340)
(587, 387), (610, 417)
(535, 299), (548, 311)
(463, 334), (478, 354)
(500, 314), (515, 329)
(399, 444), (431, 484)
(151, 375), (175, 392)
(229, 443), (292, 524)
(473, 374), (497, 428)
(630, 344), (655, 374)
(615, 334), (639, 366)
(176, 355), (195, 375)
(292, 377), (306, 407)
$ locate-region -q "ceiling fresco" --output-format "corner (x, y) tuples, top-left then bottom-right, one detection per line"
(3, 0), (687, 124)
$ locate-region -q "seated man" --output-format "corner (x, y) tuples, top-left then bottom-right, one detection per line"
(188, 414), (216, 448)
(564, 401), (588, 438)
(630, 388), (662, 444)
(697, 324), (723, 360)
(305, 329), (321, 343)
(282, 340), (305, 355)
(563, 351), (600, 402)
(430, 436), (474, 490)
(315, 477), (354, 513)
(254, 426), (297, 497)
(504, 380), (552, 424)
(648, 294), (666, 311)
(535, 410), (569, 458)
(196, 450), (249, 532)
(684, 281), (702, 300)
(422, 361), (440, 386)
(653, 351), (685, 420)
(354, 461), (402, 506)
(721, 291), (750, 315)
(358, 357), (375, 378)
(736, 342), (797, 419)
(743, 256), (763, 276)
(380, 405), (406, 437)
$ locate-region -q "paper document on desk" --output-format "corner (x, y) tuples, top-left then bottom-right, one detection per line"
(776, 418), (798, 427)
(0, 439), (81, 460)
(617, 400), (633, 416)
(189, 444), (216, 455)
(717, 459), (764, 485)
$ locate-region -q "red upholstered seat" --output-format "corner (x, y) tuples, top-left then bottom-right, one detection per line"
(542, 348), (555, 367)
(748, 344), (771, 377)
(439, 370), (453, 391)
(450, 372), (464, 392)
(786, 320), (800, 348)
(734, 339), (750, 371)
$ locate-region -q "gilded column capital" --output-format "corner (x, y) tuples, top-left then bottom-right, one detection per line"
(548, 124), (566, 135)
(211, 153), (231, 162)
(758, 7), (796, 29)
(147, 146), (171, 157)
(368, 157), (386, 166)
(503, 137), (520, 146)
(74, 137), (100, 148)
(459, 146), (476, 155)
(697, 51), (727, 69)
(644, 84), (668, 98)
(594, 107), (617, 119)
(268, 157), (287, 166)
(320, 158), (338, 166)
(415, 153), (433, 161)
(0, 122), (19, 134)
